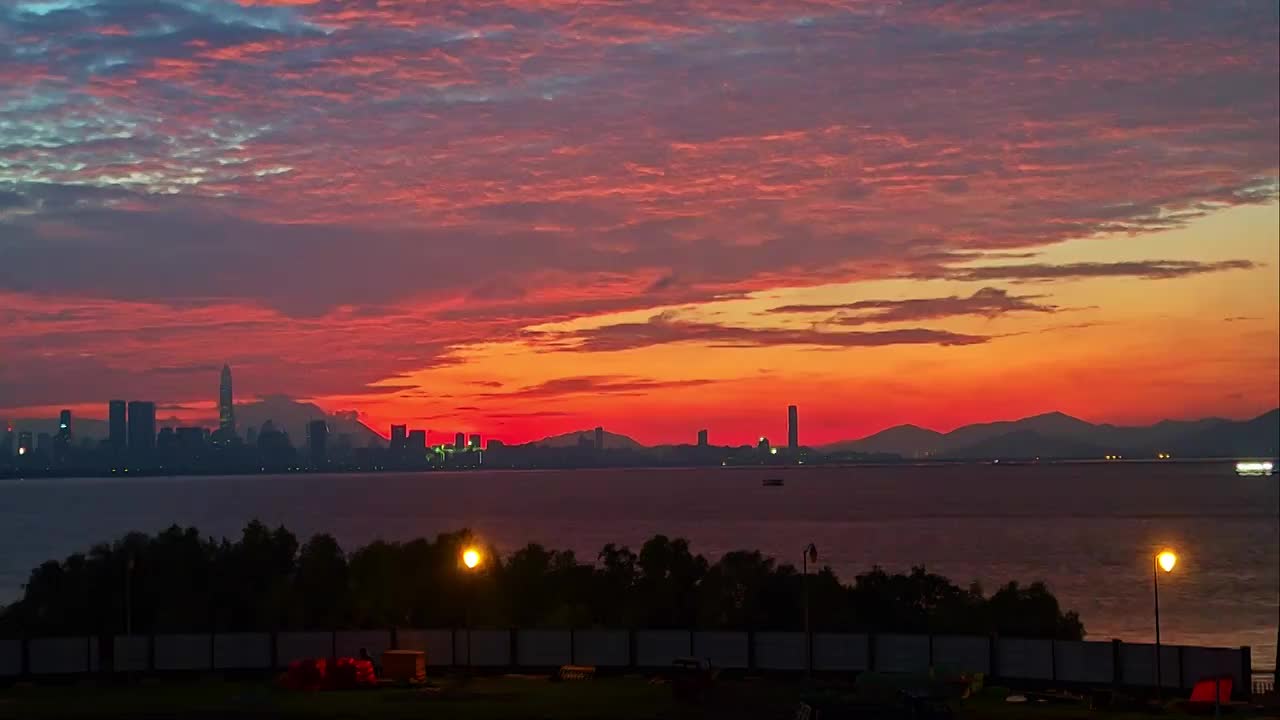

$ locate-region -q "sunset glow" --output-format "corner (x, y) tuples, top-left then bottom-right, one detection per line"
(1, 2), (1277, 444)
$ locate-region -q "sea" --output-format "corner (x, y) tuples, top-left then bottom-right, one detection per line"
(1, 463), (1276, 668)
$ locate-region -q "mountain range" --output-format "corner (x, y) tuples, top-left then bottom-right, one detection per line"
(821, 409), (1279, 460)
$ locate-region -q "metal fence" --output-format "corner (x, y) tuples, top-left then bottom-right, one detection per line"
(0, 630), (1253, 697)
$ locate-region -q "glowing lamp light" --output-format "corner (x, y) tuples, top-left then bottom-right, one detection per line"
(1157, 550), (1177, 573)
(770, 447), (778, 455)
(17, 447), (26, 456)
(462, 547), (482, 570)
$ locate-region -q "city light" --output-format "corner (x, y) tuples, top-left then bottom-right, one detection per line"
(1157, 550), (1177, 573)
(1235, 460), (1274, 476)
(462, 547), (482, 569)
(17, 447), (26, 456)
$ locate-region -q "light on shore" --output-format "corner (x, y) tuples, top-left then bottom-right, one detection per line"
(1157, 550), (1177, 573)
(462, 547), (483, 570)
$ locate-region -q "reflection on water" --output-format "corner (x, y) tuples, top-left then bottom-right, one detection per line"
(1, 464), (1276, 666)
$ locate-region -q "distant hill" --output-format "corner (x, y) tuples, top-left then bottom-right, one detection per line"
(529, 429), (645, 450)
(823, 424), (944, 457)
(823, 409), (1279, 460)
(7, 396), (384, 448)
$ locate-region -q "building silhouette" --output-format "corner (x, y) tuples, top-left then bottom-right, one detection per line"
(108, 400), (127, 451)
(390, 424), (407, 451)
(594, 426), (604, 450)
(2, 425), (12, 457)
(788, 405), (798, 451)
(407, 429), (426, 453)
(307, 420), (328, 467)
(697, 429), (708, 447)
(454, 432), (465, 451)
(36, 432), (52, 453)
(156, 427), (176, 451)
(469, 433), (481, 450)
(55, 409), (72, 458)
(219, 365), (236, 437)
(757, 436), (770, 454)
(175, 427), (206, 453)
(17, 431), (33, 457)
(127, 401), (156, 452)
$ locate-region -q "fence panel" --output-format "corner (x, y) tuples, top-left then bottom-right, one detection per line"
(693, 632), (748, 669)
(1120, 643), (1180, 688)
(517, 630), (571, 667)
(813, 633), (868, 671)
(155, 634), (211, 671)
(754, 632), (805, 671)
(932, 636), (989, 674)
(572, 630), (630, 667)
(335, 630), (392, 661)
(1054, 641), (1112, 684)
(28, 637), (92, 674)
(998, 637), (1053, 680)
(455, 630), (510, 667)
(1180, 646), (1243, 690)
(113, 635), (150, 672)
(0, 639), (22, 676)
(276, 632), (332, 667)
(396, 629), (454, 666)
(876, 634), (930, 673)
(214, 633), (272, 670)
(636, 631), (690, 667)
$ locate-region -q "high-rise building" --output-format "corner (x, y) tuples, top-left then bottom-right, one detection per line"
(17, 431), (33, 457)
(2, 425), (13, 457)
(36, 432), (52, 452)
(697, 429), (708, 447)
(788, 405), (798, 451)
(407, 429), (426, 452)
(594, 426), (604, 450)
(246, 426), (258, 446)
(109, 400), (127, 450)
(127, 401), (156, 452)
(469, 433), (481, 450)
(156, 427), (176, 451)
(175, 427), (206, 452)
(307, 420), (328, 467)
(454, 432), (465, 451)
(390, 424), (407, 450)
(55, 409), (72, 457)
(219, 365), (236, 437)
(757, 436), (770, 454)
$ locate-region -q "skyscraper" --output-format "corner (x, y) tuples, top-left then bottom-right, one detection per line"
(390, 424), (407, 450)
(127, 401), (156, 452)
(454, 432), (465, 451)
(788, 405), (798, 451)
(219, 365), (236, 437)
(594, 426), (604, 450)
(407, 429), (426, 452)
(109, 400), (127, 451)
(2, 425), (13, 458)
(697, 429), (708, 447)
(17, 431), (33, 456)
(307, 420), (328, 467)
(55, 409), (72, 459)
(469, 433), (481, 450)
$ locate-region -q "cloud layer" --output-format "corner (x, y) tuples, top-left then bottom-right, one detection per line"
(1, 1), (1277, 438)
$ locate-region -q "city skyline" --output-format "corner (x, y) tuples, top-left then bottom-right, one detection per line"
(1, 3), (1277, 446)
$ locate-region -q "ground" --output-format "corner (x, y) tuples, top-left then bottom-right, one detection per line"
(0, 676), (1264, 719)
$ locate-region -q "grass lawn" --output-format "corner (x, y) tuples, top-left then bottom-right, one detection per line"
(0, 676), (1260, 720)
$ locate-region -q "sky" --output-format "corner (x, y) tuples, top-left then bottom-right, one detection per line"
(1, 1), (1277, 446)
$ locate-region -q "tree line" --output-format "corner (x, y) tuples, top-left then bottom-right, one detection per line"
(0, 522), (1084, 640)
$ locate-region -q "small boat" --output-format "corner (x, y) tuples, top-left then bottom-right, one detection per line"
(1235, 460), (1274, 476)
(762, 477), (784, 487)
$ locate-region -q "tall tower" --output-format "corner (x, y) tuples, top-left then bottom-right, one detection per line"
(109, 400), (127, 450)
(219, 365), (236, 436)
(788, 405), (798, 451)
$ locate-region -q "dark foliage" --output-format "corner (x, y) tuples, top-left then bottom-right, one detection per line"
(0, 523), (1084, 640)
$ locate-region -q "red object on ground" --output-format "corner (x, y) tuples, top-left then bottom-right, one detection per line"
(279, 658), (327, 691)
(1189, 676), (1233, 705)
(277, 657), (377, 691)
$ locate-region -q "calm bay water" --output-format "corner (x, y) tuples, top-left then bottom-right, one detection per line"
(1, 464), (1276, 666)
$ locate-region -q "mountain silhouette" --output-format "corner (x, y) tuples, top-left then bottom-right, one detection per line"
(823, 409), (1278, 459)
(529, 429), (644, 450)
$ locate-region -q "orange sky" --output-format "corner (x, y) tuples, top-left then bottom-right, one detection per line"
(1, 2), (1277, 445)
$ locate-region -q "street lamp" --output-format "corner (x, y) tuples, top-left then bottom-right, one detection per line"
(1153, 549), (1176, 700)
(461, 546), (484, 672)
(802, 543), (818, 679)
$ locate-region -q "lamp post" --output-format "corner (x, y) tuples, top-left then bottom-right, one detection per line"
(461, 547), (483, 672)
(1153, 549), (1177, 702)
(802, 543), (818, 679)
